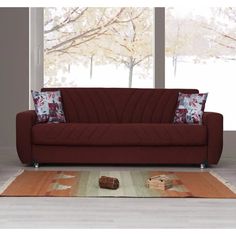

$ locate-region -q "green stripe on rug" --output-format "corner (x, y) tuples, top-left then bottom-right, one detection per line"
(75, 171), (90, 196)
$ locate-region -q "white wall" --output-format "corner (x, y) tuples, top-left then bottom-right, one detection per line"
(0, 8), (29, 150)
(223, 132), (236, 157)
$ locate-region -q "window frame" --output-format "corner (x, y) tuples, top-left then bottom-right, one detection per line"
(29, 8), (44, 108)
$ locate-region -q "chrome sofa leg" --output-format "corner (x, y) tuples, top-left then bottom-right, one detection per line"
(33, 162), (39, 168)
(200, 163), (207, 169)
(200, 163), (205, 169)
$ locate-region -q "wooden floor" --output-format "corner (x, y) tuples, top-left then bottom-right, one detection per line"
(0, 151), (236, 228)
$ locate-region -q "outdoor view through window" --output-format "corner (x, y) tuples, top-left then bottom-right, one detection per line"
(165, 7), (236, 130)
(44, 7), (154, 88)
(43, 7), (235, 130)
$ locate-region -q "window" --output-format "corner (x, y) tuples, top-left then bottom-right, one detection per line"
(165, 7), (236, 130)
(31, 7), (235, 130)
(44, 7), (154, 88)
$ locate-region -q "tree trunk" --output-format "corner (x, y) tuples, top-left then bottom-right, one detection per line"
(128, 65), (134, 88)
(90, 55), (94, 79)
(172, 55), (177, 77)
(128, 58), (134, 88)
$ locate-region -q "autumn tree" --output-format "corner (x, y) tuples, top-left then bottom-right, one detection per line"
(44, 7), (153, 87)
(166, 7), (236, 62)
(202, 8), (236, 60)
(165, 8), (217, 76)
(101, 8), (153, 87)
(44, 8), (126, 82)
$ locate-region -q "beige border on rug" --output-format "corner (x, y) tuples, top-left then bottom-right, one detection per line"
(0, 169), (24, 194)
(210, 170), (236, 194)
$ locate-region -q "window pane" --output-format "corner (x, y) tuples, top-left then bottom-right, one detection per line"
(44, 7), (154, 88)
(165, 7), (236, 130)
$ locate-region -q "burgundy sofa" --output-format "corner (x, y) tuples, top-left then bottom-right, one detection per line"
(16, 88), (223, 167)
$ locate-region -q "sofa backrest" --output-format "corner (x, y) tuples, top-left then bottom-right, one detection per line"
(42, 88), (198, 123)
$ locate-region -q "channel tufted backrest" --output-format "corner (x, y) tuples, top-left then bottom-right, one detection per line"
(42, 88), (198, 123)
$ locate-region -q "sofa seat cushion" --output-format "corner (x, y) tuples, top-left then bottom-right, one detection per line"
(32, 123), (207, 146)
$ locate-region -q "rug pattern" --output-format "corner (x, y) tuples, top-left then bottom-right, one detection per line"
(1, 170), (236, 198)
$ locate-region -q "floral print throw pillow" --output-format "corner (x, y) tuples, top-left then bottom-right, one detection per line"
(173, 92), (208, 124)
(31, 90), (66, 123)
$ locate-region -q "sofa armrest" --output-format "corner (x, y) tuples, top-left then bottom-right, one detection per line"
(202, 112), (223, 164)
(16, 110), (37, 164)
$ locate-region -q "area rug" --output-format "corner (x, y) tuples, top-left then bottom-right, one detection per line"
(1, 170), (236, 198)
